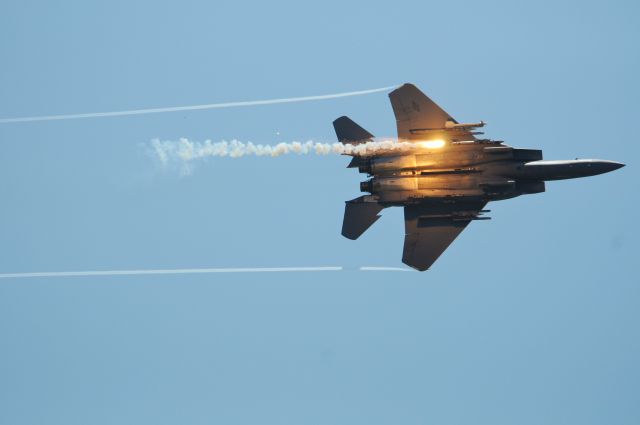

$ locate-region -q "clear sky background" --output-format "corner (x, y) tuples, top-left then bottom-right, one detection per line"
(1, 0), (638, 424)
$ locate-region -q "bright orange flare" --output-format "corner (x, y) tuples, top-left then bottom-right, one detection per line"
(416, 139), (446, 149)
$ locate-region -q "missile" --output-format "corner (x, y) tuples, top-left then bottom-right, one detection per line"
(445, 120), (485, 129)
(409, 120), (486, 134)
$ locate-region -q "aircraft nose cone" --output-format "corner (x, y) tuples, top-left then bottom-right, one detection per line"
(582, 160), (625, 177)
(604, 161), (625, 172)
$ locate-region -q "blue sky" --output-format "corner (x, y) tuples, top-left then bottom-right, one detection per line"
(0, 0), (638, 424)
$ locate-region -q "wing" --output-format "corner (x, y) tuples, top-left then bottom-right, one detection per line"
(403, 200), (488, 271)
(389, 83), (475, 141)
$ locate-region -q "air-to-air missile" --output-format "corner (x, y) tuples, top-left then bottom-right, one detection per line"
(336, 83), (624, 271)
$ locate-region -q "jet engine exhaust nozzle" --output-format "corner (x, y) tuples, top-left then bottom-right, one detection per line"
(360, 180), (374, 193)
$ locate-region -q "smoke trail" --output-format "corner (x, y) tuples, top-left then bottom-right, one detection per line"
(150, 138), (414, 174)
(0, 266), (343, 279)
(0, 85), (397, 124)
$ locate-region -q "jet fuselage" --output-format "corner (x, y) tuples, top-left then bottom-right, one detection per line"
(336, 83), (624, 270)
(357, 141), (623, 206)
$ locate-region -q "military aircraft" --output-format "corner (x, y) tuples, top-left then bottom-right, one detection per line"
(335, 83), (624, 271)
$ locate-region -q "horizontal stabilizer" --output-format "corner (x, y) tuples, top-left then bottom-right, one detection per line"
(346, 156), (365, 168)
(341, 196), (384, 240)
(333, 116), (374, 145)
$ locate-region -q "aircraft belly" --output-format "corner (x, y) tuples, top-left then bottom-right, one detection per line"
(376, 189), (487, 203)
(373, 174), (483, 195)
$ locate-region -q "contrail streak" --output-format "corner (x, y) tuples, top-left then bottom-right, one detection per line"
(360, 266), (414, 272)
(0, 266), (344, 280)
(0, 85), (397, 124)
(0, 265), (415, 280)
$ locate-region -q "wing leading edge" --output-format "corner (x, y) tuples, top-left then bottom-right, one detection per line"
(403, 201), (488, 271)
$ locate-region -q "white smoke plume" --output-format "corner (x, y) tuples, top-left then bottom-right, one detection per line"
(150, 138), (414, 174)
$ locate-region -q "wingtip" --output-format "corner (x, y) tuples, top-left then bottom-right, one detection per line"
(402, 260), (430, 272)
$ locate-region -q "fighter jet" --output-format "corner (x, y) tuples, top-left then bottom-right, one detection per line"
(335, 83), (624, 271)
